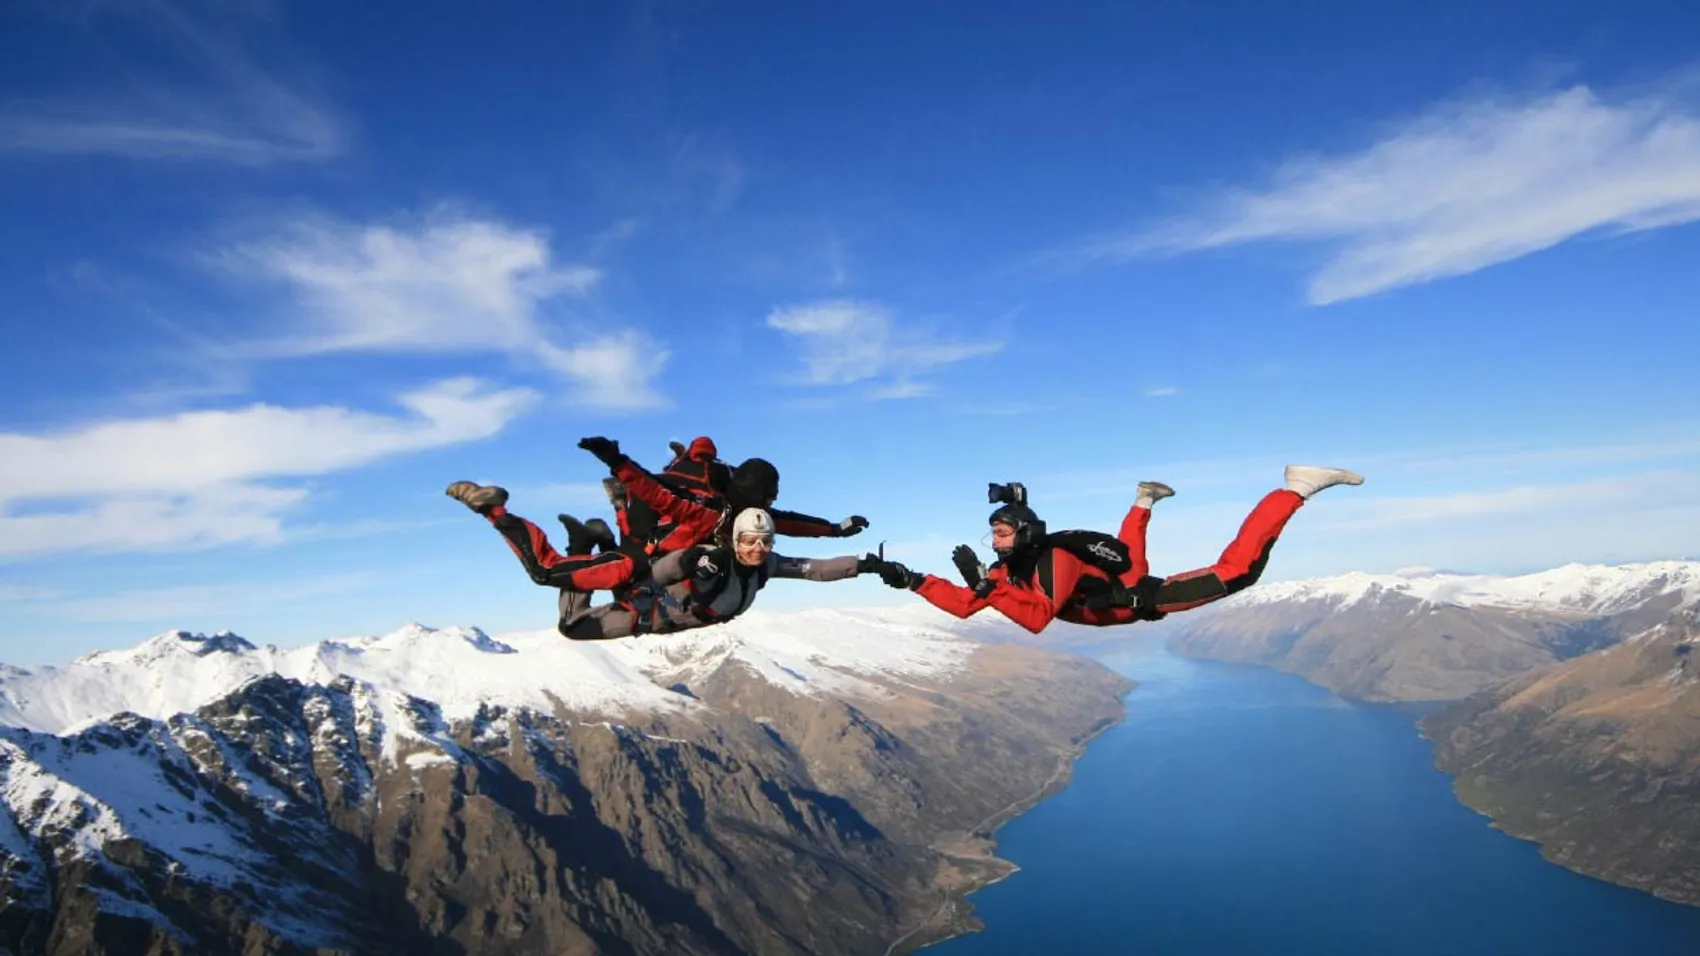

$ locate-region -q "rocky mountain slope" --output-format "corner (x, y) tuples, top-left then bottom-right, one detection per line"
(1420, 606), (1700, 908)
(1156, 561), (1700, 701)
(0, 606), (1133, 956)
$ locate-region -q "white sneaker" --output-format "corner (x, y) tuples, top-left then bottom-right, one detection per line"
(1136, 481), (1175, 509)
(1284, 465), (1364, 499)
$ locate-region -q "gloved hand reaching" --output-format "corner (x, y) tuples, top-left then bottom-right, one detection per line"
(836, 515), (870, 537)
(578, 436), (627, 469)
(860, 554), (923, 590)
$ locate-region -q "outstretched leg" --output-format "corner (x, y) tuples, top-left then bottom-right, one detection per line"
(447, 482), (638, 592)
(1147, 465), (1361, 615)
(1114, 481), (1174, 583)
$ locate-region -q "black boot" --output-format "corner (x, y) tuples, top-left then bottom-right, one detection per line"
(557, 514), (596, 556)
(582, 517), (619, 553)
(558, 514), (619, 555)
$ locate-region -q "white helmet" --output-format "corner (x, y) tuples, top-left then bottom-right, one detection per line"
(732, 507), (775, 543)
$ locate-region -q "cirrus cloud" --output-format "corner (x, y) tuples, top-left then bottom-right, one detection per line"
(1057, 78), (1700, 304)
(213, 206), (672, 411)
(0, 0), (348, 167)
(765, 299), (1001, 399)
(0, 377), (535, 558)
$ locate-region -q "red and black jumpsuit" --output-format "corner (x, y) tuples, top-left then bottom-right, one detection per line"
(915, 488), (1306, 633)
(480, 457), (853, 598)
(611, 437), (847, 558)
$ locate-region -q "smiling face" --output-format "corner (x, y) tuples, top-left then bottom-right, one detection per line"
(733, 530), (773, 566)
(989, 520), (1017, 555)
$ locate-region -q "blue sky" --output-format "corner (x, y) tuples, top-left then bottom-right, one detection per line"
(3, 0), (1699, 665)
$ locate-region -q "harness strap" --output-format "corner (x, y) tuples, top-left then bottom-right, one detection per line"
(1076, 574), (1168, 620)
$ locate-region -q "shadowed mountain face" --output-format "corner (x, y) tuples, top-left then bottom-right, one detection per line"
(1124, 562), (1700, 703)
(1421, 607), (1700, 909)
(0, 610), (1131, 956)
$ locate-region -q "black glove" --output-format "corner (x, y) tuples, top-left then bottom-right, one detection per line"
(952, 545), (987, 588)
(972, 577), (997, 600)
(836, 515), (870, 537)
(578, 436), (628, 469)
(883, 561), (924, 591)
(860, 554), (922, 590)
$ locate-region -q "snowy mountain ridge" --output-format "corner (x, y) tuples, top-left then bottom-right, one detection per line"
(0, 603), (1129, 956)
(1228, 560), (1700, 615)
(0, 604), (979, 738)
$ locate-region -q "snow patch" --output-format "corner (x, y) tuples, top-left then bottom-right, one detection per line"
(0, 729), (259, 889)
(0, 771), (50, 908)
(404, 751), (456, 770)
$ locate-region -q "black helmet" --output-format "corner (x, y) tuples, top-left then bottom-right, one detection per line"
(728, 457), (780, 509)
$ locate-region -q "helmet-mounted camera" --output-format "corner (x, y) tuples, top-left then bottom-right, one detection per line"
(987, 482), (1028, 507)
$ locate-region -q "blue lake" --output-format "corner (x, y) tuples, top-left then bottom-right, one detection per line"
(933, 638), (1700, 955)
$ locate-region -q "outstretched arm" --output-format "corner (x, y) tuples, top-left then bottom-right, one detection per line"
(772, 553), (863, 581)
(914, 573), (996, 618)
(581, 437), (722, 541)
(648, 546), (703, 587)
(771, 508), (870, 539)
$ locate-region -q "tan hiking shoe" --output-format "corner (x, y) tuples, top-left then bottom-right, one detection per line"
(445, 481), (509, 514)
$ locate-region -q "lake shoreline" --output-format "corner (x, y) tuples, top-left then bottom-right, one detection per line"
(882, 681), (1139, 956)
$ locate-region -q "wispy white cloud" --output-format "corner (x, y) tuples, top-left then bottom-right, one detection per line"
(670, 133), (748, 215)
(0, 585), (63, 603)
(824, 234), (851, 289)
(536, 332), (671, 413)
(26, 571), (381, 624)
(0, 378), (536, 558)
(955, 400), (1057, 417)
(867, 381), (936, 401)
(1145, 386), (1180, 398)
(1036, 428), (1700, 504)
(0, 377), (532, 500)
(1275, 469), (1700, 578)
(1056, 78), (1700, 303)
(214, 206), (671, 411)
(1307, 470), (1697, 533)
(505, 481), (616, 514)
(0, 0), (347, 166)
(766, 299), (1001, 398)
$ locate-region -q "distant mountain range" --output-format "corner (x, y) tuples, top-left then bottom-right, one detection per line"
(1005, 558), (1700, 913)
(0, 607), (1132, 956)
(1159, 561), (1700, 701)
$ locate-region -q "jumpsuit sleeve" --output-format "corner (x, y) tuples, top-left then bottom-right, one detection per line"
(913, 565), (1012, 618)
(771, 554), (862, 581)
(648, 546), (703, 587)
(614, 460), (723, 544)
(769, 508), (839, 538)
(983, 550), (1083, 634)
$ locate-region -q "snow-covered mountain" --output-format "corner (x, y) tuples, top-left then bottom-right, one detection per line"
(1229, 561), (1700, 616)
(0, 606), (1132, 956)
(1162, 560), (1700, 702)
(0, 605), (977, 736)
